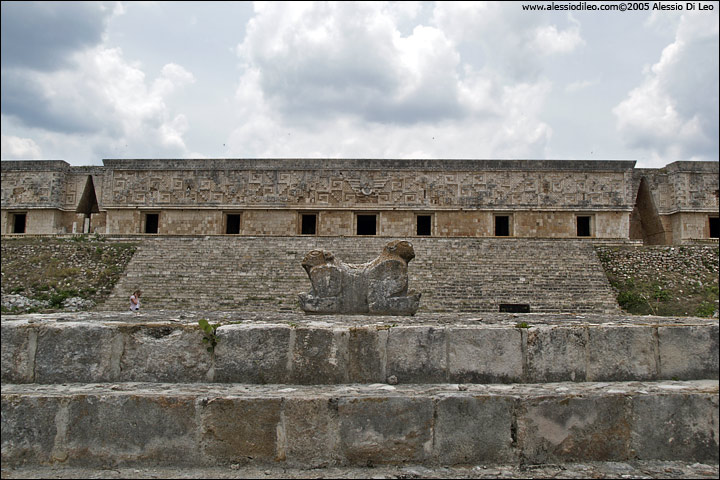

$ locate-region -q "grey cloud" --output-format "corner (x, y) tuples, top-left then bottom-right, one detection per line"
(661, 34), (719, 140)
(1, 70), (105, 135)
(240, 3), (467, 126)
(252, 42), (404, 123)
(615, 15), (719, 161)
(1, 1), (110, 71)
(259, 64), (466, 126)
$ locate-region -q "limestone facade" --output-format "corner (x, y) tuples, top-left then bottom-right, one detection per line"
(1, 158), (718, 244)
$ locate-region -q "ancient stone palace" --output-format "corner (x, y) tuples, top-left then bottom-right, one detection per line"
(1, 158), (718, 244)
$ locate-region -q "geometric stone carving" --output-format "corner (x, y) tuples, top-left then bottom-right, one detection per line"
(298, 240), (421, 315)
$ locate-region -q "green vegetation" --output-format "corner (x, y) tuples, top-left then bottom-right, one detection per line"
(610, 272), (718, 317)
(198, 319), (220, 354)
(1, 236), (137, 314)
(597, 245), (719, 317)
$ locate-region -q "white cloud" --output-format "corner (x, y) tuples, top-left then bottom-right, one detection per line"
(565, 79), (598, 93)
(229, 1), (557, 160)
(1, 44), (196, 162)
(431, 2), (584, 80)
(0, 133), (42, 159)
(533, 23), (584, 55)
(153, 63), (196, 97)
(613, 12), (719, 166)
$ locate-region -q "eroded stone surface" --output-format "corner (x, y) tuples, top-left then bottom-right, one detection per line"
(2, 312), (717, 386)
(2, 381), (718, 467)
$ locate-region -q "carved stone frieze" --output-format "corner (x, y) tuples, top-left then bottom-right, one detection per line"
(101, 167), (640, 210)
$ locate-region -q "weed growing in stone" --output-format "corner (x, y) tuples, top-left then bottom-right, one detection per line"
(198, 319), (220, 354)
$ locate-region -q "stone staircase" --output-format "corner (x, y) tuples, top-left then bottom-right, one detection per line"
(100, 236), (619, 314)
(1, 311), (718, 468)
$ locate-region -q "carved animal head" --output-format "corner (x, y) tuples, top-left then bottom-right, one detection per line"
(301, 249), (335, 275)
(384, 240), (415, 263)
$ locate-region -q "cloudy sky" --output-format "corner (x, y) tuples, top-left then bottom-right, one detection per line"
(1, 1), (718, 168)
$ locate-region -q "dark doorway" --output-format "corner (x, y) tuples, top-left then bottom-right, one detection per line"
(145, 214), (159, 234)
(76, 176), (99, 216)
(499, 303), (530, 313)
(630, 177), (666, 244)
(417, 215), (431, 236)
(226, 214), (241, 234)
(710, 217), (719, 238)
(495, 216), (510, 236)
(577, 216), (591, 237)
(12, 213), (26, 234)
(357, 214), (377, 235)
(301, 214), (317, 235)
(76, 176), (100, 234)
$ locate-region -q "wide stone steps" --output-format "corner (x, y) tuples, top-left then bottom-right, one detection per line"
(2, 313), (718, 386)
(100, 237), (619, 313)
(3, 380), (718, 467)
(2, 312), (718, 468)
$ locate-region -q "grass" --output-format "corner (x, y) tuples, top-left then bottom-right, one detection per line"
(597, 245), (719, 317)
(1, 236), (138, 314)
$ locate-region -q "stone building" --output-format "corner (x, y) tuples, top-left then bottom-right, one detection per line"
(1, 158), (718, 244)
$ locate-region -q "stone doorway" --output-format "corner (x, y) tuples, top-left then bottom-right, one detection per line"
(76, 176), (100, 233)
(630, 177), (666, 244)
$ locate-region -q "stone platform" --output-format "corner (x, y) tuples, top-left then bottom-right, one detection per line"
(3, 380), (718, 467)
(2, 311), (718, 470)
(2, 312), (718, 385)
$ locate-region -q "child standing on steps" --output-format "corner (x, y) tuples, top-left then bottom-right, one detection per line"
(130, 289), (142, 312)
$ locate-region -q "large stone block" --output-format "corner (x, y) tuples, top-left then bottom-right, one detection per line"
(33, 323), (123, 383)
(1, 395), (60, 465)
(63, 394), (199, 466)
(631, 392), (719, 462)
(518, 395), (632, 463)
(290, 328), (349, 384)
(526, 326), (587, 382)
(434, 395), (516, 463)
(447, 327), (523, 383)
(338, 396), (433, 465)
(118, 325), (210, 382)
(214, 325), (291, 383)
(658, 325), (719, 380)
(0, 323), (35, 383)
(282, 397), (341, 467)
(386, 326), (446, 383)
(200, 397), (282, 464)
(586, 326), (656, 381)
(347, 327), (386, 383)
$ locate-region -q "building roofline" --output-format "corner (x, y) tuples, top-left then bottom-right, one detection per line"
(100, 158), (638, 172)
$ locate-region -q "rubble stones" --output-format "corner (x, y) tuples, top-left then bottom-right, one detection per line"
(0, 461), (718, 479)
(1, 237), (136, 314)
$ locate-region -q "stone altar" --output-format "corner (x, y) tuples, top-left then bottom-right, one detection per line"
(298, 240), (421, 315)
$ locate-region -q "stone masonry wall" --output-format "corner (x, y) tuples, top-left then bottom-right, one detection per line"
(2, 159), (718, 241)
